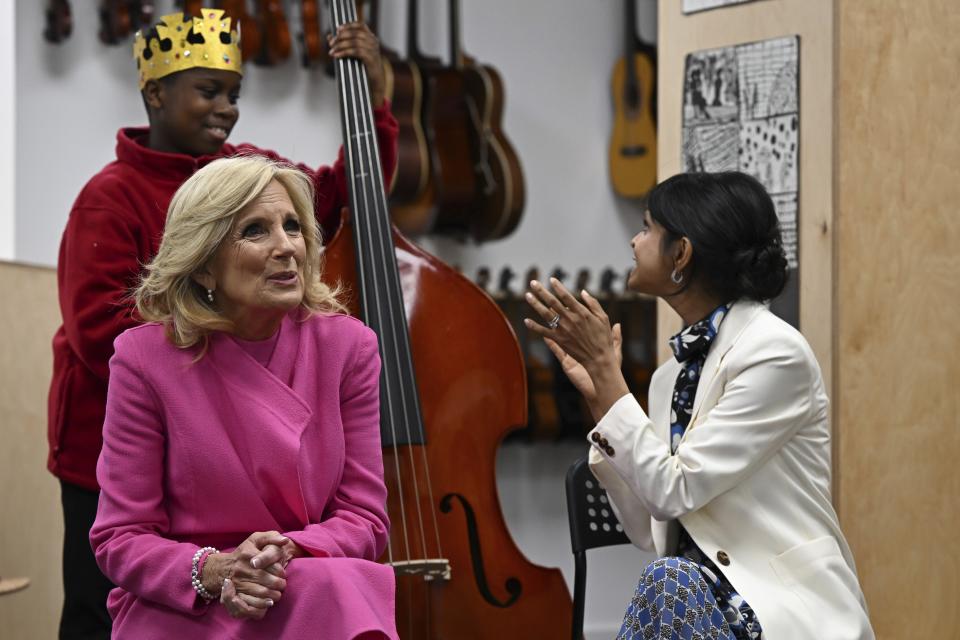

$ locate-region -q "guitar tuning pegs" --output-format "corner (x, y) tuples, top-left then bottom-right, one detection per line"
(475, 266), (492, 292)
(524, 266), (541, 286)
(574, 268), (591, 294)
(598, 267), (620, 298)
(497, 266), (515, 296)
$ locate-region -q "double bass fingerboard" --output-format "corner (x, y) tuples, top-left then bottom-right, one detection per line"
(329, 0), (425, 449)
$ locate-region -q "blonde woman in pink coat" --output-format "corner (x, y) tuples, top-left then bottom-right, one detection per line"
(90, 156), (397, 639)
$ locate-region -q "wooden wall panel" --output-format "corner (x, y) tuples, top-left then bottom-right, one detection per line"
(0, 261), (62, 638)
(836, 1), (960, 636)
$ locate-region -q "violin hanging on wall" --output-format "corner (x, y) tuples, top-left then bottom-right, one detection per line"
(254, 0), (291, 66)
(177, 0), (203, 20)
(124, 0), (154, 32)
(220, 0), (261, 62)
(298, 0), (329, 68)
(609, 0), (657, 198)
(43, 0), (73, 44)
(98, 0), (131, 45)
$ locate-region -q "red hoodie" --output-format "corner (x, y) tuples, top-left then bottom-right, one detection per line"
(48, 107), (398, 490)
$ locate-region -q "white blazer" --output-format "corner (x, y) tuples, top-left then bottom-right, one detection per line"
(588, 300), (874, 640)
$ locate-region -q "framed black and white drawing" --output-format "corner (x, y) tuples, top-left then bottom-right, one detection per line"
(682, 35), (800, 326)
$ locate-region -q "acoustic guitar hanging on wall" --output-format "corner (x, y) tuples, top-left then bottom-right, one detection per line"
(609, 0), (657, 199)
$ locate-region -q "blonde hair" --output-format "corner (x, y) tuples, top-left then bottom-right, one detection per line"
(135, 155), (344, 350)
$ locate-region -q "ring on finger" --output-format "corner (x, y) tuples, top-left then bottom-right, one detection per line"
(547, 313), (561, 330)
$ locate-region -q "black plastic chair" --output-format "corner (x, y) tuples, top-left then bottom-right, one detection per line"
(565, 456), (632, 640)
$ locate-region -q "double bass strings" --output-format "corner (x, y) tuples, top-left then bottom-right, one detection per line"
(347, 51), (445, 565)
(332, 1), (409, 565)
(332, 0), (444, 566)
(343, 19), (445, 567)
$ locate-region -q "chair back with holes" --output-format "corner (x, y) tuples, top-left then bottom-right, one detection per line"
(565, 456), (630, 554)
(565, 455), (632, 640)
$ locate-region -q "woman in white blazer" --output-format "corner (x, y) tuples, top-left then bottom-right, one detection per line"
(525, 172), (873, 640)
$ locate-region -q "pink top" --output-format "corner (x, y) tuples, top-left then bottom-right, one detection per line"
(90, 311), (397, 639)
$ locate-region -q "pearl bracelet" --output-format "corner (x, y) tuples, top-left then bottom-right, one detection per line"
(191, 546), (219, 601)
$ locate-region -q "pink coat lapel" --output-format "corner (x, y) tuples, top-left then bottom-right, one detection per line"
(204, 316), (312, 529)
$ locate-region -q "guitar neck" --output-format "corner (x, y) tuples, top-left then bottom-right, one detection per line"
(449, 0), (463, 68)
(623, 0), (639, 95)
(407, 0), (421, 60)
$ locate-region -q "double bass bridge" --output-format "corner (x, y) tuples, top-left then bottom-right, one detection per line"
(388, 558), (452, 582)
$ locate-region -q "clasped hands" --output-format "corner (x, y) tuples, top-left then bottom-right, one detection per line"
(524, 278), (630, 420)
(200, 530), (302, 620)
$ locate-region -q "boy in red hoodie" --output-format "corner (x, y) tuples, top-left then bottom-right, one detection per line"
(47, 9), (397, 638)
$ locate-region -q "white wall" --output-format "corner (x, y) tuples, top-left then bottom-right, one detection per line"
(13, 0), (658, 636)
(1, 1), (14, 261)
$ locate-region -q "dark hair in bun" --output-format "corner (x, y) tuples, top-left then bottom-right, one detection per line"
(647, 171), (788, 302)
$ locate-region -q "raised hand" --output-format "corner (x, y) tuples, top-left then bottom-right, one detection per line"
(525, 278), (630, 419)
(328, 21), (386, 107)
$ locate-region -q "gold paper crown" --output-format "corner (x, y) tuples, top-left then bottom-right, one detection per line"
(133, 9), (242, 89)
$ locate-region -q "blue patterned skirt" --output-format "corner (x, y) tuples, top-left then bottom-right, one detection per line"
(617, 556), (763, 640)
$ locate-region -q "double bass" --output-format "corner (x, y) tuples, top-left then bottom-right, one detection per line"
(320, 0), (573, 637)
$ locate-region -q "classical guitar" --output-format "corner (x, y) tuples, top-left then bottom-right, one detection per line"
(386, 0), (443, 236)
(609, 0), (657, 198)
(457, 1), (526, 242)
(426, 0), (492, 238)
(221, 0), (261, 62)
(43, 0), (72, 44)
(321, 1), (573, 635)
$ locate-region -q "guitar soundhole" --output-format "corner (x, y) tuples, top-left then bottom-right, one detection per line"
(620, 145), (648, 157)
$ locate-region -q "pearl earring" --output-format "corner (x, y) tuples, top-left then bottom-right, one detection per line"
(206, 289), (214, 303)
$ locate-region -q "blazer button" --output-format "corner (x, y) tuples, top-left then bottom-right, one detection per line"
(591, 432), (601, 443)
(604, 445), (615, 457)
(716, 550), (730, 566)
(599, 437), (609, 447)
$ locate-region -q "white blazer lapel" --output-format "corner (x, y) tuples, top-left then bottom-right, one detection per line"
(686, 301), (766, 430)
(650, 359), (679, 442)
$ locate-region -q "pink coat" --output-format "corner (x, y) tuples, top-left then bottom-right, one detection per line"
(90, 312), (397, 639)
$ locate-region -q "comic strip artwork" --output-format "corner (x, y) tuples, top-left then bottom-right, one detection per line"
(682, 0), (763, 14)
(682, 36), (800, 325)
